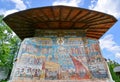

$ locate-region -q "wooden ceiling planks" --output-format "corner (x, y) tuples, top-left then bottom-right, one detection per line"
(3, 6), (117, 40)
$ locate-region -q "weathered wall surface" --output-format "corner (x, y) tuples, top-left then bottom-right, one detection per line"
(10, 37), (109, 81)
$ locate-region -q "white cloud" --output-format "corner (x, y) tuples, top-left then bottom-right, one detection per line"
(25, 0), (31, 8)
(4, 9), (19, 16)
(10, 0), (27, 10)
(89, 0), (97, 9)
(0, 9), (19, 17)
(99, 34), (119, 52)
(52, 0), (82, 7)
(89, 0), (120, 19)
(115, 53), (120, 58)
(0, 9), (5, 15)
(0, 0), (28, 16)
(99, 34), (120, 58)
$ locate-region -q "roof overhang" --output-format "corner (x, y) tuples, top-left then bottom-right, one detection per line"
(3, 6), (117, 40)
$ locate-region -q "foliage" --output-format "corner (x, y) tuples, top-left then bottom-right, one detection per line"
(0, 15), (21, 81)
(1, 80), (7, 82)
(107, 60), (120, 82)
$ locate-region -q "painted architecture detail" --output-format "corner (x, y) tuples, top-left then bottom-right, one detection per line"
(11, 35), (108, 81)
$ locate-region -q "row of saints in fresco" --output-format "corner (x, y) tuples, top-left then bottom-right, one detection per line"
(12, 37), (108, 80)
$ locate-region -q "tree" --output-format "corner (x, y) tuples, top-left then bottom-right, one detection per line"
(107, 59), (120, 82)
(0, 15), (21, 81)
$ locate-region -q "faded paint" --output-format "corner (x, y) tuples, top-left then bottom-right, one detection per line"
(10, 36), (109, 81)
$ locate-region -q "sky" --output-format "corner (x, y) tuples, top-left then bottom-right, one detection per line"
(0, 0), (120, 63)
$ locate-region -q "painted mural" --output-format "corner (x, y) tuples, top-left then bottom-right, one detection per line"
(12, 37), (108, 80)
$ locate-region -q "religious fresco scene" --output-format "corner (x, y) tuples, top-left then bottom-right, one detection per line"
(3, 6), (117, 82)
(11, 36), (108, 81)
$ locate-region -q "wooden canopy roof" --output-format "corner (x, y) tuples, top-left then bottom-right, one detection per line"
(3, 6), (117, 40)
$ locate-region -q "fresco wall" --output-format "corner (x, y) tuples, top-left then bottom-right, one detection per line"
(11, 37), (109, 81)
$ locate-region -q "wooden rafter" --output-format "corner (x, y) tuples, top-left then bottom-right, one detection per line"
(3, 6), (117, 40)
